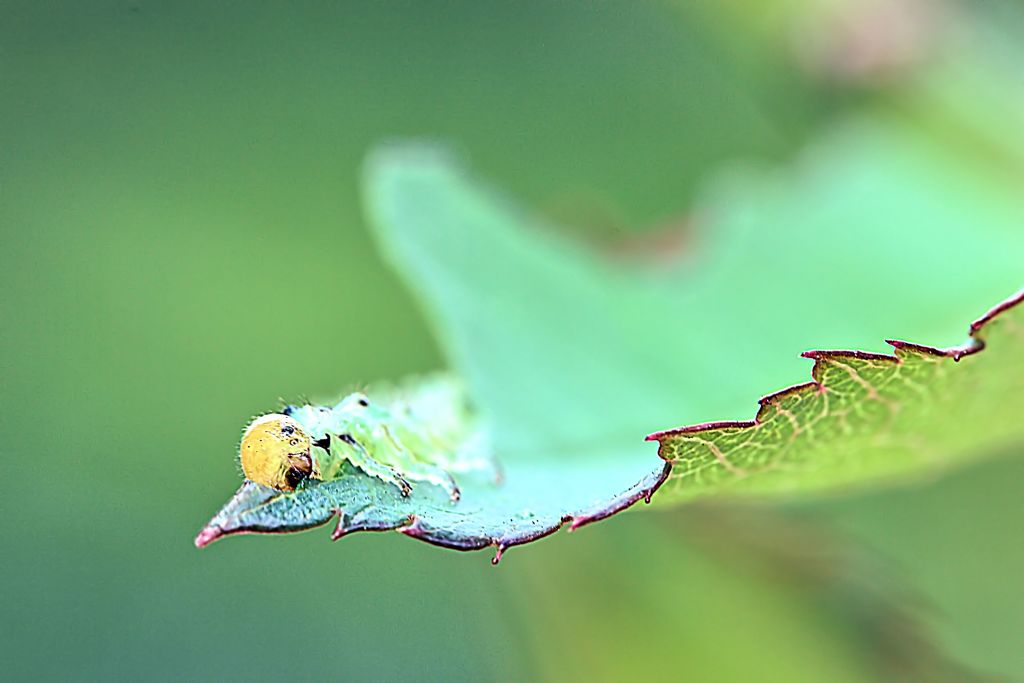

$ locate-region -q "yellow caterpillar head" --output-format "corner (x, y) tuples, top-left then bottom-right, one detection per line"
(240, 414), (314, 491)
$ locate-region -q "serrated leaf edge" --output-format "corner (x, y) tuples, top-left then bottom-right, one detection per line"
(196, 463), (671, 564)
(646, 289), (1024, 451)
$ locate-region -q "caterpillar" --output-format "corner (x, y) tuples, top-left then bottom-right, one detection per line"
(239, 376), (497, 501)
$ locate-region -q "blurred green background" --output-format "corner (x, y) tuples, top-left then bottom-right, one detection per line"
(3, 1), (1023, 681)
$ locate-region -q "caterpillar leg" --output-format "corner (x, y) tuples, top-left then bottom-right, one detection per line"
(329, 433), (412, 497)
(394, 457), (461, 502)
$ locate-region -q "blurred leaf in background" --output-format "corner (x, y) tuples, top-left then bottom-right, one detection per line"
(2, 0), (1023, 681)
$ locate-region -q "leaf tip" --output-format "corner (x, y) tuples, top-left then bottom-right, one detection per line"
(194, 524), (223, 549)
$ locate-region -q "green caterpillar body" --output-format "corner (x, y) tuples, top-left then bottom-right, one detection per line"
(240, 377), (496, 501)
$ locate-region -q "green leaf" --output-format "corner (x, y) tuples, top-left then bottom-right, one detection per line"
(366, 123), (1024, 440)
(649, 292), (1024, 500)
(198, 119), (1024, 558)
(363, 125), (1024, 508)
